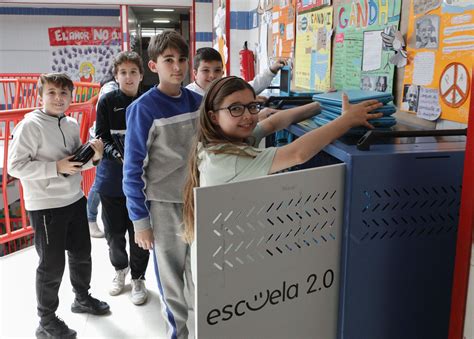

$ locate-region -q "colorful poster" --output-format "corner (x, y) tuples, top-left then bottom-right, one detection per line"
(213, 0), (228, 73)
(48, 26), (121, 83)
(272, 0), (297, 58)
(332, 0), (402, 94)
(294, 7), (333, 91)
(401, 1), (473, 123)
(297, 0), (331, 13)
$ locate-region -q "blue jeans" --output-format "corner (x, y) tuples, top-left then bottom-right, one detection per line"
(86, 184), (100, 222)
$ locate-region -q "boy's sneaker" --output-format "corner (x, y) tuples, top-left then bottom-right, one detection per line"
(109, 266), (129, 296)
(88, 221), (104, 238)
(130, 279), (148, 305)
(71, 294), (110, 315)
(36, 316), (76, 338)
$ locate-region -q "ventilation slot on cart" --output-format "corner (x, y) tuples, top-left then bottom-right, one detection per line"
(358, 185), (460, 242)
(209, 192), (341, 271)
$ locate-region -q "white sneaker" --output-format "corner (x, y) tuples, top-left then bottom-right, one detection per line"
(109, 267), (129, 296)
(89, 222), (104, 238)
(130, 279), (148, 305)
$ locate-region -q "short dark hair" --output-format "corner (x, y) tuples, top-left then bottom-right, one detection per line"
(148, 30), (189, 61)
(113, 51), (144, 76)
(193, 47), (223, 70)
(38, 73), (74, 96)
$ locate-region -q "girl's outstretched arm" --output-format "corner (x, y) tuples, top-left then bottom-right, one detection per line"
(269, 94), (383, 173)
(260, 101), (321, 136)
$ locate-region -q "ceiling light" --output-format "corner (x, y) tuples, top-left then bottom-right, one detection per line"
(153, 8), (174, 12)
(142, 29), (163, 37)
(153, 19), (170, 23)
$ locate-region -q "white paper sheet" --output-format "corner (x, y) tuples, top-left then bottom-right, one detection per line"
(286, 23), (294, 40)
(362, 30), (383, 71)
(417, 87), (441, 120)
(272, 22), (279, 33)
(413, 52), (435, 85)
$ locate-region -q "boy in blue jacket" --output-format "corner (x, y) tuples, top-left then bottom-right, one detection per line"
(123, 31), (201, 339)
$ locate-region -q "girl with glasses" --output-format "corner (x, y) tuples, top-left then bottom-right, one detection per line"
(183, 76), (383, 243)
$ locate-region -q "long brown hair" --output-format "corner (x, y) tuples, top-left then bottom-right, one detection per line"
(183, 76), (256, 243)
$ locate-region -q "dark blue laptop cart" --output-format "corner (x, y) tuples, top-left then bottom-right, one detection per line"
(287, 123), (466, 339)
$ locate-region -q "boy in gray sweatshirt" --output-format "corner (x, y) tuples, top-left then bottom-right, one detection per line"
(8, 73), (110, 339)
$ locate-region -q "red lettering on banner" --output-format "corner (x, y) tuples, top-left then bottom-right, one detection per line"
(48, 26), (121, 46)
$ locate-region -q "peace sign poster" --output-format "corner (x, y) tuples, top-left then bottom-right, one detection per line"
(402, 1), (473, 123)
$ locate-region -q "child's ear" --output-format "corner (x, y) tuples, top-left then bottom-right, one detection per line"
(193, 69), (198, 78)
(38, 95), (44, 106)
(148, 60), (158, 74)
(208, 110), (219, 125)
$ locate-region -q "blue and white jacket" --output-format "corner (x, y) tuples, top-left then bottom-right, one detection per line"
(123, 86), (202, 232)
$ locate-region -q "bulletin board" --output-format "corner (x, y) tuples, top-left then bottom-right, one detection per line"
(271, 0), (297, 58)
(294, 7), (333, 91)
(401, 1), (473, 123)
(332, 0), (402, 94)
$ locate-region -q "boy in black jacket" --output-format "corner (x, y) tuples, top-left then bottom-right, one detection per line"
(94, 51), (150, 305)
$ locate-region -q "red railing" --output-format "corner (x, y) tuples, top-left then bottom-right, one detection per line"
(1, 79), (100, 111)
(0, 97), (97, 256)
(0, 73), (41, 80)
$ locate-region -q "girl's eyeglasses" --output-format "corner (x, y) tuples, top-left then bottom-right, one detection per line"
(216, 102), (263, 117)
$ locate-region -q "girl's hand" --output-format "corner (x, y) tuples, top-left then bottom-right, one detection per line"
(341, 93), (384, 129)
(90, 138), (104, 161)
(258, 107), (278, 121)
(57, 155), (83, 175)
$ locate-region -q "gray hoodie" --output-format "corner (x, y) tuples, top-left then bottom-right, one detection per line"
(8, 109), (85, 211)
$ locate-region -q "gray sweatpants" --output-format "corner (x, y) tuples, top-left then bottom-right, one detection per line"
(150, 201), (194, 339)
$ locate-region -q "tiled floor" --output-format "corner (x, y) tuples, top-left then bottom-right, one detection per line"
(0, 225), (472, 339)
(0, 229), (194, 339)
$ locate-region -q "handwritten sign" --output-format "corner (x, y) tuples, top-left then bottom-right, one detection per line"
(417, 87), (442, 120)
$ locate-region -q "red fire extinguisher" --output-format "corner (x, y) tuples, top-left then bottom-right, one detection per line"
(239, 41), (255, 82)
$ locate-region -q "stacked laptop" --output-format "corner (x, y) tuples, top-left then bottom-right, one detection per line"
(310, 90), (397, 135)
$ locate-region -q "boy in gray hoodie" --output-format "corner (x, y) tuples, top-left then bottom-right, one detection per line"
(8, 73), (110, 339)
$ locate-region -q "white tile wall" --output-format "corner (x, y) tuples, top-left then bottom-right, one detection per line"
(0, 14), (119, 73)
(195, 2), (213, 33)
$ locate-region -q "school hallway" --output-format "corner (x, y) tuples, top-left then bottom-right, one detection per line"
(0, 217), (195, 339)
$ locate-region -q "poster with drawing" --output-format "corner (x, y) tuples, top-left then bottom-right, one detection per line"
(332, 0), (402, 94)
(213, 0), (228, 73)
(272, 0), (297, 58)
(296, 0), (331, 12)
(402, 0), (473, 123)
(294, 7), (333, 91)
(48, 26), (121, 84)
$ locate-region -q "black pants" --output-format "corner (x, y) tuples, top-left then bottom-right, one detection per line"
(29, 197), (91, 324)
(99, 194), (149, 279)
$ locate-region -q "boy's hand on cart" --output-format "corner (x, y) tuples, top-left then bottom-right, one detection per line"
(90, 138), (104, 162)
(135, 228), (154, 250)
(57, 156), (83, 175)
(341, 93), (383, 129)
(270, 58), (287, 74)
